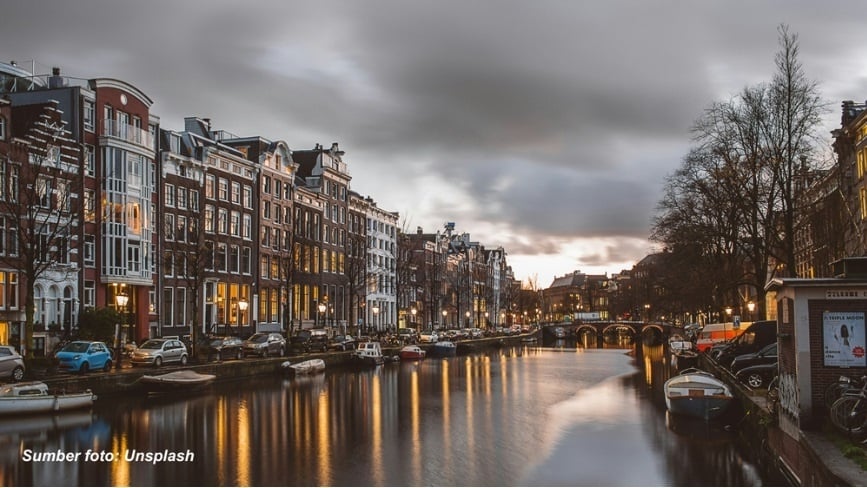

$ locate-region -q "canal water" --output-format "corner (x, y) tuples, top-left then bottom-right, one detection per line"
(0, 341), (784, 486)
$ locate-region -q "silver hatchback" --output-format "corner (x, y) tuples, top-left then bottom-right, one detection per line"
(131, 338), (188, 367)
(0, 345), (25, 382)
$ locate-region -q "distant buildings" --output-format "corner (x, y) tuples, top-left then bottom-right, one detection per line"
(0, 61), (520, 355)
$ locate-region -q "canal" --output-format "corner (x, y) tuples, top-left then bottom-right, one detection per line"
(0, 340), (786, 486)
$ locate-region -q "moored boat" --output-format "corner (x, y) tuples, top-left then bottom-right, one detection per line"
(0, 382), (96, 415)
(353, 342), (385, 366)
(139, 370), (216, 393)
(430, 340), (457, 357)
(399, 345), (426, 360)
(663, 368), (733, 420)
(283, 359), (326, 375)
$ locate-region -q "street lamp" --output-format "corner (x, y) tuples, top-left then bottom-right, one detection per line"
(372, 305), (380, 333)
(238, 297), (248, 335)
(747, 301), (755, 321)
(442, 309), (448, 329)
(411, 307), (418, 332)
(725, 306), (733, 339)
(318, 303), (327, 329)
(115, 290), (129, 371)
(465, 310), (470, 328)
(484, 312), (489, 329)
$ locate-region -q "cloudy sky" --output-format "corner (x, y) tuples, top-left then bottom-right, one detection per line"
(3, 0), (866, 286)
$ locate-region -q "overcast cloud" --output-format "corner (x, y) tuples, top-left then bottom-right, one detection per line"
(3, 0), (866, 285)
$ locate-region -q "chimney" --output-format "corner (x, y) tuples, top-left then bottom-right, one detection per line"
(48, 66), (65, 89)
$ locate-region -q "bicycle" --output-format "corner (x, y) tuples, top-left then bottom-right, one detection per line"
(824, 374), (865, 410)
(765, 375), (780, 415)
(829, 375), (867, 438)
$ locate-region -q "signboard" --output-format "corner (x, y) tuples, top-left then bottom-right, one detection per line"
(825, 289), (867, 299)
(733, 316), (741, 329)
(823, 311), (867, 367)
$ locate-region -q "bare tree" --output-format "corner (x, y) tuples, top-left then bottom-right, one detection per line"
(0, 102), (81, 359)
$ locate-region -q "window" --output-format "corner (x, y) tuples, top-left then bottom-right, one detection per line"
(204, 205), (215, 232)
(176, 215), (187, 242)
(229, 245), (239, 273)
(165, 184), (175, 207)
(263, 176), (271, 194)
(163, 288), (174, 326)
(205, 174), (215, 199)
(242, 247), (251, 274)
(230, 211), (240, 236)
(189, 190), (199, 211)
(85, 144), (95, 176)
(218, 209), (228, 234)
(84, 281), (95, 308)
(263, 202), (271, 220)
(165, 214), (175, 240)
(216, 243), (227, 271)
(84, 235), (95, 266)
(83, 101), (95, 132)
(176, 187), (187, 209)
(243, 214), (252, 239)
(218, 178), (228, 201)
(243, 185), (253, 209)
(261, 255), (269, 279)
(0, 116), (6, 140)
(84, 190), (96, 222)
(231, 181), (241, 204)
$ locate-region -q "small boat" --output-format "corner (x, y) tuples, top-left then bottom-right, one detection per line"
(669, 336), (694, 353)
(0, 382), (96, 415)
(284, 359), (326, 375)
(430, 340), (457, 357)
(139, 370), (216, 393)
(672, 349), (700, 370)
(353, 342), (385, 366)
(664, 368), (733, 420)
(399, 345), (426, 360)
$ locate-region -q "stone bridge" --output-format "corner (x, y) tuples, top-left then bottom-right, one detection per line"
(542, 321), (674, 340)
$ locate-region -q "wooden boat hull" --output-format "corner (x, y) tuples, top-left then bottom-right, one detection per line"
(399, 346), (426, 360)
(430, 341), (457, 357)
(287, 359), (326, 375)
(139, 370), (216, 393)
(664, 369), (733, 420)
(0, 382), (95, 415)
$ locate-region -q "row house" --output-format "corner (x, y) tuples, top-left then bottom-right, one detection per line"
(0, 98), (79, 355)
(1, 61), (517, 351)
(2, 64), (160, 350)
(360, 196), (398, 332)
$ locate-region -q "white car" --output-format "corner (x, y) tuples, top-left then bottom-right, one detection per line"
(419, 330), (439, 343)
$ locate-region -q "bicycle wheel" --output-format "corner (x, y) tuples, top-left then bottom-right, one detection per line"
(766, 376), (780, 414)
(824, 381), (850, 410)
(830, 396), (867, 436)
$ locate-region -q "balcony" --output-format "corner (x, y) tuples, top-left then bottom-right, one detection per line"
(101, 119), (153, 151)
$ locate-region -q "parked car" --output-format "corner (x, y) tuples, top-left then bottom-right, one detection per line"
(205, 336), (244, 361)
(55, 341), (113, 373)
(0, 345), (25, 382)
(419, 330), (439, 343)
(735, 362), (778, 389)
(242, 333), (286, 358)
(131, 338), (189, 367)
(288, 330), (329, 354)
(730, 342), (778, 374)
(328, 335), (356, 351)
(715, 320), (778, 368)
(397, 328), (418, 344)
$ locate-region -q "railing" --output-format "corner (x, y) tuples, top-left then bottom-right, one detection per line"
(102, 119), (153, 149)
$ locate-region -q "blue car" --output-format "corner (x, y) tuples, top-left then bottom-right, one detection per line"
(55, 341), (113, 373)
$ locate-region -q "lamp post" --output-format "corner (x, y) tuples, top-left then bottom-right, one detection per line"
(747, 301), (756, 322)
(318, 303), (326, 329)
(442, 309), (448, 329)
(372, 305), (380, 333)
(465, 310), (470, 328)
(411, 307), (418, 333)
(725, 306), (733, 339)
(238, 298), (248, 336)
(115, 290), (129, 371)
(484, 312), (489, 330)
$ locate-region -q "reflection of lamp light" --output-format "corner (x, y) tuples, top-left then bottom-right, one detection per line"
(115, 290), (129, 371)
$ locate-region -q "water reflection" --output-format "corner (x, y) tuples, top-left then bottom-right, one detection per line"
(0, 344), (778, 486)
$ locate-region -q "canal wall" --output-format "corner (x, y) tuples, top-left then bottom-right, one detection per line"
(39, 335), (526, 398)
(701, 357), (863, 486)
